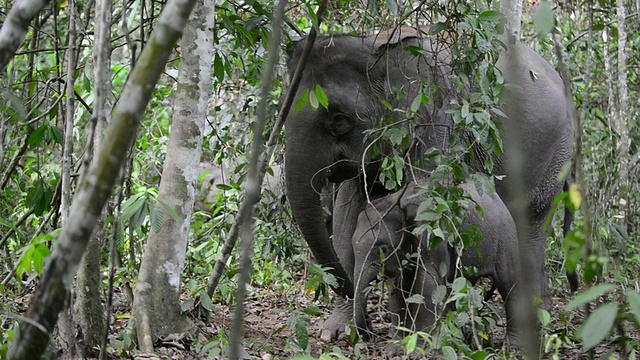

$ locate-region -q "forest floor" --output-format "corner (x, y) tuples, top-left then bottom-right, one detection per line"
(106, 277), (632, 360)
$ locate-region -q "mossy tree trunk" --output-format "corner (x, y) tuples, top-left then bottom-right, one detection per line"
(131, 0), (214, 352)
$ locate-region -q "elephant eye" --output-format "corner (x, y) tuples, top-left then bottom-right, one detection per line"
(330, 113), (354, 136)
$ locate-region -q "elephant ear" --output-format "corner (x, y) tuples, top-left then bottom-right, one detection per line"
(366, 27), (428, 49)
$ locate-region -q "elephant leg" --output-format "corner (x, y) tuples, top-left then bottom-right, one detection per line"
(321, 179), (364, 342)
(493, 242), (521, 345)
(409, 254), (448, 334)
(524, 217), (551, 307)
(320, 297), (353, 342)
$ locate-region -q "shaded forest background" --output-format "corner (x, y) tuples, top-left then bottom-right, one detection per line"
(0, 0), (639, 358)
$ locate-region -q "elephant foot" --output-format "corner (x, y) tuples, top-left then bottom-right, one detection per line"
(320, 297), (353, 342)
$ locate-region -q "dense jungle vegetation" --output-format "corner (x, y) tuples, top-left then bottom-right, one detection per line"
(0, 0), (638, 358)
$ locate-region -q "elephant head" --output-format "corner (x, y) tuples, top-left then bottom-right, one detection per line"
(284, 28), (454, 296)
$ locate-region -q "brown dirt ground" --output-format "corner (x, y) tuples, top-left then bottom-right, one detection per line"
(105, 278), (634, 360)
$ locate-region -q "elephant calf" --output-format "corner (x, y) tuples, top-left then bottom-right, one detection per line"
(351, 180), (520, 342)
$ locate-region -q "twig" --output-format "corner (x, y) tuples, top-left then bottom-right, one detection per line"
(228, 0), (288, 357)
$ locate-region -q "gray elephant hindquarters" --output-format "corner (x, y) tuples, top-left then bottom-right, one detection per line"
(351, 181), (520, 342)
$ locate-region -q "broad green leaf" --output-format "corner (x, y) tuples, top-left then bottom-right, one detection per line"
(452, 276), (466, 293)
(478, 10), (504, 21)
(405, 294), (425, 304)
(49, 126), (64, 145)
(470, 351), (489, 360)
(432, 284), (447, 304)
(309, 88), (319, 110)
(28, 125), (47, 147)
(429, 22), (448, 35)
(410, 93), (422, 112)
(442, 346), (456, 360)
(566, 284), (615, 310)
(432, 227), (445, 240)
(200, 291), (213, 311)
(214, 54), (225, 82)
(534, 1), (554, 37)
(314, 84), (329, 110)
(294, 88), (309, 114)
(120, 193), (147, 224)
(461, 100), (469, 117)
(404, 333), (417, 354)
(576, 302), (618, 351)
(302, 306), (323, 316)
(626, 291), (640, 327)
(538, 308), (551, 326)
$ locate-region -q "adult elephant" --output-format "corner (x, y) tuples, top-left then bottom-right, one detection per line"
(283, 27), (574, 341)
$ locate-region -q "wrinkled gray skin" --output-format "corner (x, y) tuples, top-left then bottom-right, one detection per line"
(351, 182), (519, 341)
(283, 28), (574, 341)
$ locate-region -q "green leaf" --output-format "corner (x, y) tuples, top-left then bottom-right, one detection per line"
(432, 284), (447, 304)
(294, 88), (309, 114)
(158, 200), (182, 223)
(314, 84), (329, 110)
(150, 206), (163, 233)
(49, 126), (64, 145)
(461, 100), (469, 118)
(404, 333), (417, 354)
(626, 291), (640, 327)
(442, 346), (456, 360)
(432, 227), (445, 240)
(452, 277), (466, 293)
(534, 1), (555, 37)
(410, 93), (422, 112)
(309, 89), (319, 110)
(295, 317), (309, 350)
(405, 294), (425, 304)
(28, 125), (47, 147)
(478, 10), (504, 21)
(429, 22), (448, 35)
(576, 302), (618, 351)
(538, 308), (551, 327)
(200, 291), (213, 311)
(120, 193), (147, 224)
(470, 351), (489, 360)
(566, 284), (615, 310)
(3, 90), (27, 120)
(214, 54), (225, 82)
(302, 306), (323, 316)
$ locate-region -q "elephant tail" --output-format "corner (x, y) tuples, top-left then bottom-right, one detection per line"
(564, 180), (579, 293)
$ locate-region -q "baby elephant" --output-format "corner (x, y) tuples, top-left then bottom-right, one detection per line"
(351, 180), (520, 342)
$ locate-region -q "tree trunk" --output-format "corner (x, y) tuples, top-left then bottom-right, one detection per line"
(7, 0), (198, 355)
(501, 0), (523, 40)
(70, 0), (115, 356)
(614, 0), (629, 229)
(132, 0), (214, 351)
(57, 1), (80, 356)
(0, 0), (50, 72)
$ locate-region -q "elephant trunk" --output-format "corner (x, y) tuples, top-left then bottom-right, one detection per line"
(353, 259), (378, 340)
(285, 134), (353, 297)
